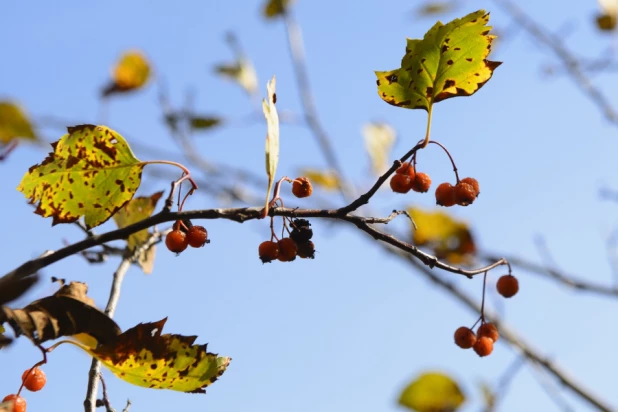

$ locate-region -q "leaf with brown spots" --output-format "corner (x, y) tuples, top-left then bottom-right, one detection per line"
(0, 281), (121, 346)
(0, 101), (37, 144)
(399, 371), (465, 412)
(113, 191), (163, 274)
(408, 207), (476, 265)
(376, 10), (501, 111)
(102, 50), (151, 96)
(81, 318), (231, 393)
(17, 125), (145, 229)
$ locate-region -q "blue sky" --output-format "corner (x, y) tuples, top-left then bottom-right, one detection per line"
(1, 1), (618, 411)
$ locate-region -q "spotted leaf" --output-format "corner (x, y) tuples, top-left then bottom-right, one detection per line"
(112, 191), (163, 274)
(0, 101), (37, 144)
(17, 125), (144, 229)
(85, 318), (231, 393)
(376, 10), (501, 111)
(399, 371), (465, 412)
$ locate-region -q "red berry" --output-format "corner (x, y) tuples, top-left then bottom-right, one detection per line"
(390, 174), (412, 194)
(435, 182), (457, 207)
(497, 275), (519, 298)
(2, 394), (26, 412)
(259, 240), (279, 263)
(297, 241), (315, 259)
(454, 182), (477, 206)
(396, 162), (416, 180)
(477, 323), (499, 343)
(454, 326), (477, 349)
(186, 225), (209, 248)
(292, 177), (313, 198)
(21, 367), (46, 392)
(411, 172), (432, 193)
(165, 230), (188, 254)
(473, 336), (494, 357)
(460, 177), (479, 197)
(277, 238), (298, 262)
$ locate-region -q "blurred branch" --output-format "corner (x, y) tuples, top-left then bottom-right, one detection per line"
(491, 0), (618, 125)
(282, 10), (356, 201)
(481, 251), (618, 297)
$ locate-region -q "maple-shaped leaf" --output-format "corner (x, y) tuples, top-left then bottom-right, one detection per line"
(103, 50), (151, 96)
(408, 207), (476, 264)
(0, 101), (37, 144)
(113, 191), (163, 274)
(84, 318), (230, 393)
(399, 371), (465, 412)
(376, 10), (501, 111)
(0, 281), (121, 345)
(18, 125), (144, 229)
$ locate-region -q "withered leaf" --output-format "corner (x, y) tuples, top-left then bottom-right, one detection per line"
(0, 282), (121, 345)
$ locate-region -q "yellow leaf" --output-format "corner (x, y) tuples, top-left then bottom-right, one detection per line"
(408, 207), (476, 264)
(0, 101), (37, 144)
(299, 169), (340, 191)
(83, 318), (231, 393)
(399, 372), (465, 412)
(103, 50), (151, 96)
(263, 76), (279, 214)
(362, 122), (396, 175)
(263, 0), (295, 18)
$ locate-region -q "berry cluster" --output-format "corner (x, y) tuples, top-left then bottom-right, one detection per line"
(435, 177), (480, 207)
(389, 162), (431, 194)
(165, 221), (209, 255)
(259, 219), (315, 263)
(3, 367), (47, 412)
(454, 274), (519, 357)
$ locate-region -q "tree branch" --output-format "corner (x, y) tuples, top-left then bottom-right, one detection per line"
(83, 257), (132, 412)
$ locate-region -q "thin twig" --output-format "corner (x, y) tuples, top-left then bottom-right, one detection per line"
(83, 257), (132, 412)
(282, 10), (355, 201)
(492, 0), (618, 125)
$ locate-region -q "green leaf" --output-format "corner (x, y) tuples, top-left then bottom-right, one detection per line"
(376, 10), (501, 111)
(84, 318), (231, 393)
(415, 1), (457, 17)
(190, 116), (222, 131)
(0, 101), (37, 144)
(399, 372), (465, 412)
(112, 191), (163, 274)
(17, 125), (144, 229)
(263, 76), (279, 212)
(408, 207), (476, 264)
(263, 0), (294, 18)
(362, 122), (396, 175)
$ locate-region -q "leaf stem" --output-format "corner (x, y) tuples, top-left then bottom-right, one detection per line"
(421, 105), (433, 148)
(427, 140), (460, 182)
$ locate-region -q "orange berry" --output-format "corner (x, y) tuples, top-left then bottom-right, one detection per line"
(2, 394), (26, 412)
(477, 323), (499, 343)
(292, 177), (313, 198)
(297, 241), (315, 259)
(21, 367), (46, 392)
(165, 229), (189, 254)
(390, 174), (412, 194)
(186, 225), (209, 248)
(460, 177), (479, 197)
(277, 238), (298, 262)
(454, 182), (477, 206)
(435, 182), (457, 207)
(454, 326), (477, 349)
(396, 162), (416, 179)
(497, 275), (519, 298)
(473, 336), (494, 357)
(259, 240), (279, 263)
(411, 172), (432, 193)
